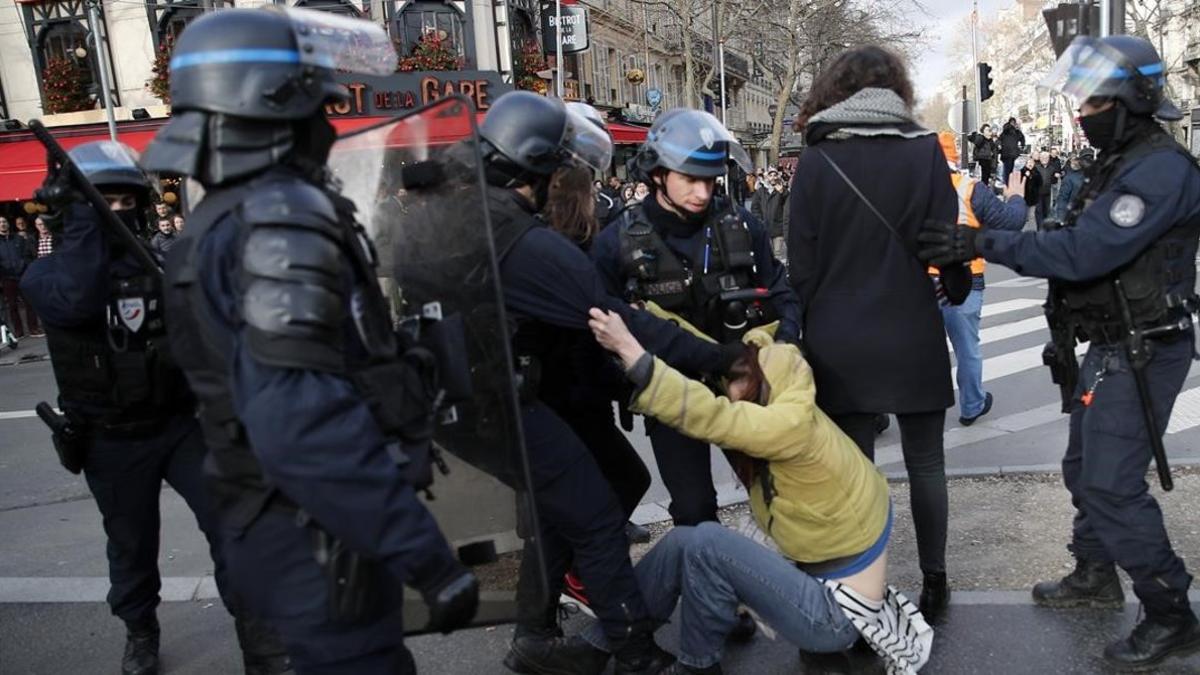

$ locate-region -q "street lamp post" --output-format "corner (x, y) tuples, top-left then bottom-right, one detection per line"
(718, 40), (727, 127)
(554, 0), (564, 97)
(85, 0), (118, 142)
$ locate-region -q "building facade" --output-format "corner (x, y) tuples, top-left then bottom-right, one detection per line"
(0, 0), (512, 126)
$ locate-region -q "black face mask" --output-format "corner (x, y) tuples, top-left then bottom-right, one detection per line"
(116, 209), (143, 234)
(1079, 107), (1120, 152)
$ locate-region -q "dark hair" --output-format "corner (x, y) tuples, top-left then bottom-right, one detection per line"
(544, 165), (600, 244)
(795, 45), (914, 130)
(724, 345), (766, 489)
(1008, 117), (1017, 124)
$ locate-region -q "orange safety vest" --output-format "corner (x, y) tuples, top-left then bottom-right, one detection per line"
(929, 172), (986, 277)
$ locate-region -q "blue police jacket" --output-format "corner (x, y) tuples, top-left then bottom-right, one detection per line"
(190, 206), (458, 589)
(590, 195), (803, 346)
(979, 144), (1200, 291)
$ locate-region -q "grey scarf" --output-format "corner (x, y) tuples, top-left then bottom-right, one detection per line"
(808, 88), (932, 140)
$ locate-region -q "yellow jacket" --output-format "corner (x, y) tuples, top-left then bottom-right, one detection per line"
(630, 318), (890, 564)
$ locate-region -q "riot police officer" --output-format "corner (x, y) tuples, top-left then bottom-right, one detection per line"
(140, 8), (477, 672)
(20, 141), (289, 675)
(477, 91), (745, 675)
(590, 110), (802, 527)
(919, 35), (1200, 669)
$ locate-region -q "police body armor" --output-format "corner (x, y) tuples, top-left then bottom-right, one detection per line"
(45, 269), (193, 435)
(1053, 132), (1200, 344)
(165, 170), (440, 531)
(617, 200), (775, 343)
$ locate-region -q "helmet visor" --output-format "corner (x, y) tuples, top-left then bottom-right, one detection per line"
(1038, 36), (1161, 106)
(69, 141), (148, 190)
(565, 101), (608, 134)
(280, 7), (396, 75)
(562, 106), (614, 171)
(651, 110), (752, 176)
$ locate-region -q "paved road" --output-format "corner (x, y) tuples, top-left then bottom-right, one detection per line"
(4, 263), (1200, 672)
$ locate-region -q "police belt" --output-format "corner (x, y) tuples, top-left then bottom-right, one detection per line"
(1082, 314), (1193, 346)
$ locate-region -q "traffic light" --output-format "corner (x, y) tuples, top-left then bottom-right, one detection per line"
(978, 62), (994, 102)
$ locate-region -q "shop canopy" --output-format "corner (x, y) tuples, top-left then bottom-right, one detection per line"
(0, 112), (493, 202)
(0, 111), (645, 202)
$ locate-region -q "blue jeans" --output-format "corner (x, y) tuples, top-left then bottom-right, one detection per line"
(941, 288), (986, 418)
(582, 523), (858, 669)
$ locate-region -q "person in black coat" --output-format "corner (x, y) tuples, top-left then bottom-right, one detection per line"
(999, 117), (1026, 185)
(968, 124), (999, 186)
(787, 45), (970, 626)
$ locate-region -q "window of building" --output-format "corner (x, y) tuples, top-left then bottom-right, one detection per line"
(22, 0), (109, 112)
(592, 44), (610, 104)
(148, 0), (205, 49)
(394, 1), (466, 60)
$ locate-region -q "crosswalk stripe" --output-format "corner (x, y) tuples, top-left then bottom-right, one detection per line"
(980, 298), (1043, 318)
(988, 277), (1048, 290)
(952, 342), (1087, 389)
(979, 317), (1046, 345)
(0, 410), (39, 421)
(1167, 387), (1200, 434)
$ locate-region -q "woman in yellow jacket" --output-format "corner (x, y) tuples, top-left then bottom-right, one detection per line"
(566, 308), (933, 675)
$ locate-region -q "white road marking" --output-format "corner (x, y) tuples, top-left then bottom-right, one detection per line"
(1167, 387), (1200, 434)
(952, 342), (1088, 389)
(978, 317), (1047, 345)
(980, 297), (1043, 318)
(988, 277), (1049, 289)
(0, 410), (41, 421)
(0, 576), (219, 603)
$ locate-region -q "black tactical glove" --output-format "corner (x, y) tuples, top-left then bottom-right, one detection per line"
(33, 167), (81, 233)
(917, 218), (983, 268)
(420, 563), (479, 634)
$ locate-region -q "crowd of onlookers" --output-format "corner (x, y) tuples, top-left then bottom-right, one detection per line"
(0, 201), (185, 342)
(967, 117), (1094, 229)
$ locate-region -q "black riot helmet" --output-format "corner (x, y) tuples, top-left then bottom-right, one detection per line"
(69, 141), (152, 195)
(1041, 35), (1181, 121)
(141, 7), (395, 186)
(480, 91), (613, 187)
(67, 141), (153, 237)
(632, 109), (752, 181)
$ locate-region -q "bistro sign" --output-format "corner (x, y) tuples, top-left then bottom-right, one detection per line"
(325, 71), (512, 117)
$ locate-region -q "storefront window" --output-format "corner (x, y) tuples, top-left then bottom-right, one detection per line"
(394, 1), (465, 59)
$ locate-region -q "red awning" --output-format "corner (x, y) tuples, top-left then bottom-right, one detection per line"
(0, 112), (487, 202)
(609, 122), (649, 145)
(0, 121), (167, 203)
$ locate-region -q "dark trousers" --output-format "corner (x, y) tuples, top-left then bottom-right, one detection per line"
(1035, 194), (1052, 226)
(978, 159), (996, 186)
(1001, 158), (1016, 186)
(516, 402), (648, 641)
(223, 510), (414, 674)
(1, 277), (38, 337)
(648, 420), (718, 526)
(83, 417), (227, 623)
(832, 411), (948, 574)
(1064, 341), (1194, 616)
(551, 402), (651, 519)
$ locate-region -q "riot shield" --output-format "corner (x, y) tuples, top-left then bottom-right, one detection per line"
(328, 96), (544, 634)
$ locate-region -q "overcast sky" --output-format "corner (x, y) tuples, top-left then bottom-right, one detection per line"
(909, 0), (1016, 104)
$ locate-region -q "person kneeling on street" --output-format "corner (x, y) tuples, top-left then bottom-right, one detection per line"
(568, 309), (933, 674)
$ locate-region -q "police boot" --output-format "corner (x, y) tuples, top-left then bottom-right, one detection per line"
(234, 615), (292, 675)
(121, 616), (160, 675)
(503, 634), (610, 675)
(611, 622), (676, 675)
(1104, 593), (1200, 667)
(1032, 558), (1124, 609)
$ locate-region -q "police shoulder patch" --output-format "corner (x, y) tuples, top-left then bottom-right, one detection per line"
(1109, 194), (1146, 228)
